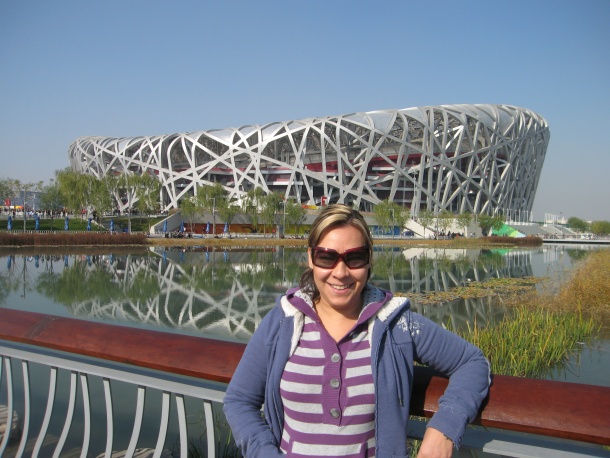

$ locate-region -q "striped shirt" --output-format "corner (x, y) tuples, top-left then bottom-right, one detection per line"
(279, 288), (387, 457)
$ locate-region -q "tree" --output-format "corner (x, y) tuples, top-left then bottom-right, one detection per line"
(56, 169), (89, 216)
(394, 206), (411, 236)
(180, 196), (199, 234)
(478, 215), (493, 236)
(0, 178), (17, 203)
(373, 200), (406, 237)
(478, 213), (505, 236)
(456, 212), (472, 236)
(242, 187), (266, 231)
(38, 180), (64, 230)
(437, 210), (454, 236)
(135, 174), (161, 218)
(260, 192), (284, 237)
(373, 200), (393, 235)
(285, 200), (306, 234)
(590, 220), (610, 236)
(418, 209), (434, 238)
(567, 216), (589, 233)
(1, 178), (43, 212)
(218, 200), (240, 233)
(89, 177), (114, 229)
(195, 183), (227, 234)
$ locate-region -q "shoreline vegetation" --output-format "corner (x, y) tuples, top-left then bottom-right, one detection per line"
(0, 231), (543, 249)
(457, 249), (609, 377)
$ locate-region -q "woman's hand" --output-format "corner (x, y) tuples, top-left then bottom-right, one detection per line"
(416, 427), (454, 458)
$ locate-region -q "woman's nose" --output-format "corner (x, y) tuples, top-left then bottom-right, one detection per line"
(332, 259), (350, 276)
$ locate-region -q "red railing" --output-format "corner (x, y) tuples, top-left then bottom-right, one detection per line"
(1, 308), (609, 447)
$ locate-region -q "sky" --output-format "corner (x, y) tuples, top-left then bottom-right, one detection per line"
(1, 0), (609, 221)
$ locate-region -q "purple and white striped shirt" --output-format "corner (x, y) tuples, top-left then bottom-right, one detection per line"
(279, 288), (387, 457)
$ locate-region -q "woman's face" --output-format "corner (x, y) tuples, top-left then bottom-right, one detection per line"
(308, 224), (370, 318)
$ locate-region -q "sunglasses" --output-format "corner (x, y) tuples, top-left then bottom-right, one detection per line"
(310, 246), (370, 269)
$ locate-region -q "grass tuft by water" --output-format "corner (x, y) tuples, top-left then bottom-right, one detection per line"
(457, 307), (597, 377)
(454, 249), (610, 378)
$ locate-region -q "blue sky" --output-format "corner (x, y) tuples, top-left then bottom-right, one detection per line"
(1, 0), (609, 221)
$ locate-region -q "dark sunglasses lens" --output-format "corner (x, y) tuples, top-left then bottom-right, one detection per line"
(345, 249), (369, 268)
(313, 250), (339, 268)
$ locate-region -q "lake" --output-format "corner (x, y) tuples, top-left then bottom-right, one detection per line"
(1, 243), (608, 387)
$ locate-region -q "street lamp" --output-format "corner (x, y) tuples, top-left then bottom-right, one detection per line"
(23, 188), (26, 233)
(212, 197), (216, 236)
(281, 200), (287, 238)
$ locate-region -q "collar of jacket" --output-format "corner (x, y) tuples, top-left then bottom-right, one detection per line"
(279, 285), (409, 354)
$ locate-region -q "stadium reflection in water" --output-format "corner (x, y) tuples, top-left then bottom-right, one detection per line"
(0, 244), (595, 343)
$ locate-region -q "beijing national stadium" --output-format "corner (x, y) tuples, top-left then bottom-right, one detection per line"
(68, 104), (549, 218)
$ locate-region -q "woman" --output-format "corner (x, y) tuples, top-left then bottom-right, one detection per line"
(224, 204), (490, 458)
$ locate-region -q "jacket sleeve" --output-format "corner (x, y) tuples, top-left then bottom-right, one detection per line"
(223, 308), (285, 457)
(408, 311), (490, 447)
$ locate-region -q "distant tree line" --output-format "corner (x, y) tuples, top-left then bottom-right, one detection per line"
(179, 183), (307, 236)
(371, 200), (506, 238)
(2, 173), (609, 237)
(0, 169), (161, 231)
(567, 216), (610, 236)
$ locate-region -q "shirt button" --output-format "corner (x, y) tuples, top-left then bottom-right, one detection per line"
(330, 408), (341, 418)
(330, 378), (340, 389)
(331, 353), (340, 363)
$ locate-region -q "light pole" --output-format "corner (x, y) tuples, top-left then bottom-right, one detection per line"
(23, 188), (26, 232)
(212, 197), (216, 236)
(280, 200), (286, 238)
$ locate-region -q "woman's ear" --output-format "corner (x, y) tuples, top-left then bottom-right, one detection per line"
(307, 247), (314, 269)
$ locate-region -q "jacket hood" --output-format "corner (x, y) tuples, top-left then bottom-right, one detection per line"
(280, 285), (410, 352)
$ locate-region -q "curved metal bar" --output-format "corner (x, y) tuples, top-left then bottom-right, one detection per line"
(176, 395), (187, 458)
(103, 378), (114, 458)
(0, 357), (14, 456)
(203, 400), (215, 458)
(79, 373), (90, 458)
(15, 360), (31, 457)
(125, 386), (146, 457)
(153, 391), (170, 458)
(52, 371), (77, 458)
(32, 366), (58, 457)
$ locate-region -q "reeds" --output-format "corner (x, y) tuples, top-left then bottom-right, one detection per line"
(456, 249), (610, 377)
(554, 249), (610, 319)
(459, 307), (597, 377)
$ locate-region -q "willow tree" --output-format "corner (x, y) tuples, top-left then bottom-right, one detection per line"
(478, 214), (505, 236)
(260, 192), (284, 237)
(106, 172), (154, 232)
(242, 187), (266, 233)
(373, 200), (405, 236)
(456, 212), (472, 236)
(135, 173), (162, 219)
(437, 210), (454, 236)
(218, 200), (241, 232)
(285, 200), (306, 235)
(89, 177), (114, 229)
(418, 209), (434, 238)
(195, 183), (227, 234)
(180, 196), (198, 233)
(38, 179), (63, 230)
(56, 169), (90, 217)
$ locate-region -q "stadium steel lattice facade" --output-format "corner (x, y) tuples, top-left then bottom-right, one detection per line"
(68, 104), (550, 217)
